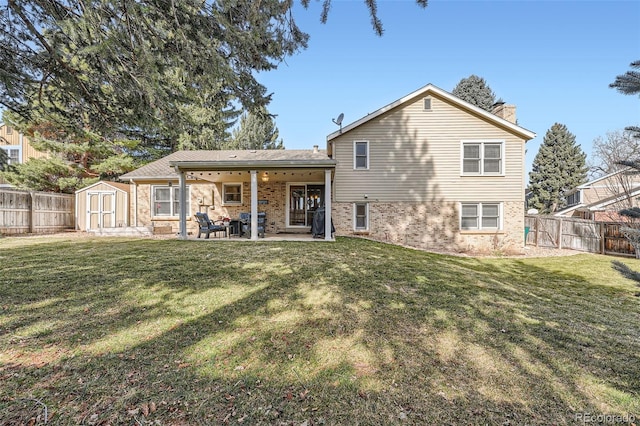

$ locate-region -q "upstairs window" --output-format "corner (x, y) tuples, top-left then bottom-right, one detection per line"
(566, 191), (581, 206)
(354, 141), (369, 170)
(462, 141), (503, 175)
(1, 147), (20, 165)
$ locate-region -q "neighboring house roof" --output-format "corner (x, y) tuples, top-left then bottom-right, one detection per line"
(590, 187), (640, 211)
(75, 180), (130, 194)
(326, 83), (536, 146)
(120, 149), (334, 180)
(565, 168), (634, 195)
(556, 168), (640, 216)
(554, 203), (585, 216)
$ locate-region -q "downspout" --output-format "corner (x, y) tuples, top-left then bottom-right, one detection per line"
(19, 133), (23, 161)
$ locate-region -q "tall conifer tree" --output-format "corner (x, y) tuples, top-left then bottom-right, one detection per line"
(452, 75), (497, 112)
(528, 123), (588, 213)
(230, 108), (284, 150)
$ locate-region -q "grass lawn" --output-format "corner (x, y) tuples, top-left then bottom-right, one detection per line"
(1, 235), (639, 425)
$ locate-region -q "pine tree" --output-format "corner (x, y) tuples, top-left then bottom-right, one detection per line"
(528, 123), (588, 213)
(0, 113), (138, 193)
(452, 75), (497, 112)
(610, 60), (640, 140)
(229, 108), (284, 150)
(0, 148), (8, 171)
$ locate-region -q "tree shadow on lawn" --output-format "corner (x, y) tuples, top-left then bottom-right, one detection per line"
(1, 237), (639, 424)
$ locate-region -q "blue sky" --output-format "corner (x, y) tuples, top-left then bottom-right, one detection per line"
(259, 0), (640, 178)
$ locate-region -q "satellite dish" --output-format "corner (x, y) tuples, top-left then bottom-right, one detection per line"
(332, 113), (344, 126)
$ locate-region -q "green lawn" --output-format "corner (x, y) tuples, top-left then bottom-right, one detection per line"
(1, 236), (639, 425)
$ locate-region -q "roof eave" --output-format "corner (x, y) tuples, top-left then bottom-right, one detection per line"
(326, 84), (536, 142)
(168, 159), (336, 171)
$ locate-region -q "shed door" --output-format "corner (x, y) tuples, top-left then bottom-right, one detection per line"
(86, 191), (116, 230)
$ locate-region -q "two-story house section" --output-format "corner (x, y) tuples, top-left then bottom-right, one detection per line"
(0, 124), (48, 187)
(326, 84), (536, 253)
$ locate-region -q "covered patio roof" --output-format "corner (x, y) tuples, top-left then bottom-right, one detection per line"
(120, 149), (335, 180)
(121, 149), (336, 242)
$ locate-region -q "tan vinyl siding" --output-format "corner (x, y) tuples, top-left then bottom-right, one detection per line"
(0, 125), (48, 162)
(332, 93), (526, 203)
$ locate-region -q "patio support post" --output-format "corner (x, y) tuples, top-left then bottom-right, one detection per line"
(325, 169), (333, 241)
(178, 169), (187, 240)
(250, 170), (258, 240)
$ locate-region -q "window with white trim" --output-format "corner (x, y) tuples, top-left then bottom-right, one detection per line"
(460, 202), (501, 230)
(566, 190), (581, 206)
(152, 185), (190, 217)
(354, 141), (369, 170)
(354, 203), (368, 231)
(461, 141), (503, 175)
(423, 97), (432, 111)
(222, 183), (242, 205)
(1, 146), (20, 165)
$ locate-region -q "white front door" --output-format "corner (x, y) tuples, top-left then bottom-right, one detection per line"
(86, 192), (115, 230)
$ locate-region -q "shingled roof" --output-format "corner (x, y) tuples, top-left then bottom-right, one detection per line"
(120, 149), (334, 180)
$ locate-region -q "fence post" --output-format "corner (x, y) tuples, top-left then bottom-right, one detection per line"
(600, 222), (605, 254)
(535, 216), (539, 247)
(557, 218), (563, 249)
(29, 191), (36, 233)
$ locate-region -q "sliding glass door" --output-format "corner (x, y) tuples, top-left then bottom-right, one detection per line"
(288, 184), (324, 227)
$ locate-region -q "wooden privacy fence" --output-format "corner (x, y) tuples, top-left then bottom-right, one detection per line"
(0, 189), (75, 235)
(525, 215), (635, 257)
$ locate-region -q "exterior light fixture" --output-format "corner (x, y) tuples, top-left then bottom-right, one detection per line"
(261, 172), (269, 182)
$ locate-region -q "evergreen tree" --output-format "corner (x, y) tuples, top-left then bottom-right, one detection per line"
(229, 108), (284, 150)
(610, 60), (640, 139)
(0, 115), (138, 192)
(528, 123), (588, 213)
(452, 75), (497, 112)
(0, 147), (8, 171)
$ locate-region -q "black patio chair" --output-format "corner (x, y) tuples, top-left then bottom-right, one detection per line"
(239, 212), (266, 238)
(194, 212), (227, 239)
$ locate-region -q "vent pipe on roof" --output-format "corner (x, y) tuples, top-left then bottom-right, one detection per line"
(313, 145), (319, 153)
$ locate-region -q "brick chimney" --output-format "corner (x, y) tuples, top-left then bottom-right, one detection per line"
(491, 102), (517, 124)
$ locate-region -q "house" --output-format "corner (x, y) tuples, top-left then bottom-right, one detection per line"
(119, 84), (535, 252)
(0, 124), (48, 187)
(554, 169), (640, 221)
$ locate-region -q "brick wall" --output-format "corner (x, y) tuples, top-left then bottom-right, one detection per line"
(332, 201), (524, 254)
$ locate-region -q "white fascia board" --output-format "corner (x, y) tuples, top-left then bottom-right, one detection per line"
(327, 84), (536, 142)
(554, 204), (584, 216)
(590, 187), (640, 210)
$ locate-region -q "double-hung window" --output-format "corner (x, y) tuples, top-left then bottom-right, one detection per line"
(461, 203), (501, 231)
(354, 203), (368, 231)
(354, 141), (369, 169)
(461, 141), (503, 175)
(222, 183), (242, 205)
(566, 190), (581, 206)
(1, 146), (20, 165)
(152, 185), (189, 217)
